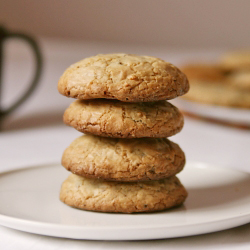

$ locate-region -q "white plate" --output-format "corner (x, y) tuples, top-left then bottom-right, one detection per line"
(171, 99), (250, 126)
(0, 162), (250, 240)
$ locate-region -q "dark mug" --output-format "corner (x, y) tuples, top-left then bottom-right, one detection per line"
(0, 26), (42, 126)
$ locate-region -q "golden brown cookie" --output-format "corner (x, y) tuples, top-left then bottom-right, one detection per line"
(181, 64), (250, 108)
(60, 174), (188, 213)
(61, 134), (185, 181)
(58, 53), (189, 102)
(63, 99), (184, 138)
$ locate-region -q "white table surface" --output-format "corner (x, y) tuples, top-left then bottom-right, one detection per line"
(0, 38), (249, 249)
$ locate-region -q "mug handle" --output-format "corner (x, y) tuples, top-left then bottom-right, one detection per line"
(0, 26), (42, 117)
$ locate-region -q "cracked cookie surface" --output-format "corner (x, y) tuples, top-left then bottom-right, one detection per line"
(61, 134), (185, 181)
(58, 53), (189, 102)
(63, 99), (184, 138)
(60, 174), (187, 213)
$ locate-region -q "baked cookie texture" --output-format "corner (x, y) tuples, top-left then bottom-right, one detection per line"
(60, 174), (188, 213)
(58, 53), (189, 102)
(63, 99), (184, 138)
(62, 134), (185, 181)
(181, 64), (250, 108)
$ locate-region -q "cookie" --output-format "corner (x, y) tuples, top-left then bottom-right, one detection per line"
(63, 99), (184, 138)
(61, 134), (185, 181)
(60, 174), (187, 213)
(58, 53), (189, 102)
(220, 50), (250, 70)
(181, 64), (250, 108)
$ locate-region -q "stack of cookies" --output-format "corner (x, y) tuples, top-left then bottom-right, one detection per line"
(58, 53), (189, 213)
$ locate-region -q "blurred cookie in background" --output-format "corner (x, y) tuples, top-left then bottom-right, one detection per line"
(228, 70), (250, 91)
(174, 50), (250, 129)
(180, 63), (250, 109)
(220, 49), (250, 71)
